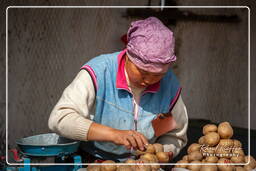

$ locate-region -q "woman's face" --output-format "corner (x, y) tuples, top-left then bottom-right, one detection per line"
(125, 56), (167, 88)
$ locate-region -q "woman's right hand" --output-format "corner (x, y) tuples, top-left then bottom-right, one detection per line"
(110, 129), (148, 151)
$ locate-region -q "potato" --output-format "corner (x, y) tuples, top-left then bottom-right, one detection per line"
(205, 156), (219, 163)
(87, 165), (101, 171)
(153, 143), (164, 153)
(125, 159), (136, 163)
(188, 151), (203, 161)
(200, 165), (218, 171)
(198, 136), (205, 145)
(235, 166), (246, 171)
(134, 150), (146, 156)
(231, 155), (245, 163)
(134, 165), (151, 171)
(233, 140), (242, 148)
(101, 160), (117, 171)
(150, 164), (161, 171)
(187, 160), (201, 171)
(156, 152), (169, 163)
(215, 145), (232, 158)
(201, 146), (216, 157)
(140, 153), (158, 163)
(138, 158), (160, 171)
(203, 124), (218, 135)
(175, 160), (188, 168)
(116, 165), (133, 171)
(187, 143), (202, 154)
(244, 165), (254, 171)
(134, 160), (151, 171)
(145, 144), (155, 154)
(218, 139), (234, 147)
(244, 155), (256, 168)
(204, 132), (220, 146)
(217, 158), (235, 171)
(136, 144), (156, 155)
(218, 122), (234, 139)
(124, 159), (136, 170)
(182, 155), (189, 161)
(232, 149), (245, 157)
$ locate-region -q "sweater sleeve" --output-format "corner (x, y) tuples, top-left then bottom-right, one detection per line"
(48, 70), (95, 141)
(156, 95), (188, 157)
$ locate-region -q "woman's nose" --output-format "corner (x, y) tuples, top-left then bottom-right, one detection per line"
(143, 79), (151, 85)
(143, 77), (153, 85)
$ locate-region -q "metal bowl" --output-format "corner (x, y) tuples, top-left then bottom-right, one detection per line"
(16, 133), (80, 157)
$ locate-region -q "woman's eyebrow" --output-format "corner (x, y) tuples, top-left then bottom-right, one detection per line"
(141, 70), (165, 76)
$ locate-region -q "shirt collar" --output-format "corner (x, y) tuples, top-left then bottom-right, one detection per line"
(116, 49), (160, 93)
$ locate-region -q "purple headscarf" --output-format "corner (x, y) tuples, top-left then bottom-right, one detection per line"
(127, 17), (176, 73)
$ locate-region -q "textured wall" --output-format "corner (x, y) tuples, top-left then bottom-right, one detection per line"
(6, 7), (134, 150)
(174, 7), (249, 128)
(0, 0), (255, 158)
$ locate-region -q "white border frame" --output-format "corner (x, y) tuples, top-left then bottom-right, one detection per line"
(6, 6), (250, 166)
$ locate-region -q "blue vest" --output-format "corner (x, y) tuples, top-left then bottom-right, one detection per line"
(81, 51), (180, 160)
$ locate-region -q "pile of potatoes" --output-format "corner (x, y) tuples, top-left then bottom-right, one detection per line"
(175, 122), (256, 171)
(87, 143), (169, 171)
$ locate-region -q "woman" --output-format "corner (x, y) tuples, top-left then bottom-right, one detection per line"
(48, 17), (188, 162)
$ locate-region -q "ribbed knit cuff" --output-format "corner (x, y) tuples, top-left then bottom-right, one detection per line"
(72, 118), (93, 141)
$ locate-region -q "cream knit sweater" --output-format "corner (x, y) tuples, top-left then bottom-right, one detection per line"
(48, 70), (188, 157)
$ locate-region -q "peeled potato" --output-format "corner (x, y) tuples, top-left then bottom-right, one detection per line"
(244, 155), (256, 169)
(175, 160), (188, 168)
(156, 152), (169, 163)
(188, 151), (203, 161)
(200, 165), (218, 171)
(218, 122), (234, 139)
(205, 156), (219, 163)
(187, 160), (201, 171)
(218, 139), (234, 147)
(203, 124), (218, 135)
(101, 160), (117, 171)
(204, 132), (220, 146)
(198, 136), (205, 145)
(217, 158), (235, 171)
(153, 143), (164, 153)
(187, 143), (202, 154)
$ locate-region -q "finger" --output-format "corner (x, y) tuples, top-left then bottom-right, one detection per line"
(168, 151), (173, 160)
(126, 134), (138, 149)
(132, 133), (144, 151)
(135, 132), (148, 146)
(123, 139), (131, 150)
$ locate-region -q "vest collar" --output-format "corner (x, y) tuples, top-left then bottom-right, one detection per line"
(116, 49), (160, 93)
